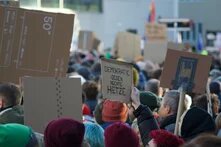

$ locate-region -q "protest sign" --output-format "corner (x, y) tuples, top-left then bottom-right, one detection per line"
(160, 49), (212, 93)
(101, 58), (133, 103)
(0, 5), (74, 84)
(114, 32), (141, 61)
(23, 77), (82, 133)
(78, 30), (96, 50)
(145, 23), (167, 41)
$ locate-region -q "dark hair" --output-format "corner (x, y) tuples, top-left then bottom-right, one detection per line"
(0, 83), (21, 107)
(182, 134), (221, 147)
(193, 94), (208, 111)
(82, 81), (98, 100)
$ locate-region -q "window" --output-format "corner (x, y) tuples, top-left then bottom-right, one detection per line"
(20, 0), (103, 12)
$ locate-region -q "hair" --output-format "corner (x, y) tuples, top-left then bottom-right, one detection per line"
(84, 122), (104, 147)
(151, 68), (162, 80)
(82, 81), (98, 100)
(193, 94), (220, 117)
(182, 134), (221, 147)
(0, 83), (21, 107)
(215, 113), (221, 133)
(145, 79), (160, 96)
(163, 90), (180, 114)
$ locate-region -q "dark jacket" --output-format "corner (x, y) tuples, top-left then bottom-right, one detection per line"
(133, 104), (159, 146)
(160, 114), (177, 133)
(0, 105), (24, 124)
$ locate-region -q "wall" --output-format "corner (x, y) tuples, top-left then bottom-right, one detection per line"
(77, 0), (176, 49)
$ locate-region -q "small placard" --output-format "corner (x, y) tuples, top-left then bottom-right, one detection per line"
(101, 58), (133, 103)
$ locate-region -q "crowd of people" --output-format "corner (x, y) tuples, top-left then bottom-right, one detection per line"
(1, 48), (221, 147)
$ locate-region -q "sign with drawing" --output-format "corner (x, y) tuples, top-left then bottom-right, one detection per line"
(160, 49), (212, 93)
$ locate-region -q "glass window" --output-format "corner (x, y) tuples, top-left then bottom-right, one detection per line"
(20, 0), (37, 7)
(41, 0), (59, 8)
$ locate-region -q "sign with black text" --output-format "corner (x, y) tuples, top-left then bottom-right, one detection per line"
(101, 58), (133, 103)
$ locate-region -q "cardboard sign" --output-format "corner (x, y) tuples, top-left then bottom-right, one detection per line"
(78, 30), (96, 50)
(101, 58), (133, 103)
(146, 23), (167, 41)
(144, 42), (185, 63)
(160, 49), (212, 93)
(23, 77), (82, 133)
(114, 32), (141, 61)
(0, 6), (74, 83)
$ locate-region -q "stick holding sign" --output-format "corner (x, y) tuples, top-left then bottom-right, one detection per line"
(160, 45), (212, 135)
(100, 58), (133, 103)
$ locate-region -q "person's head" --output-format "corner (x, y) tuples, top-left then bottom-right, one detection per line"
(139, 91), (161, 112)
(145, 79), (163, 97)
(82, 81), (98, 100)
(0, 123), (38, 147)
(84, 122), (104, 147)
(44, 118), (85, 147)
(149, 129), (184, 147)
(102, 100), (128, 123)
(193, 94), (220, 116)
(210, 81), (221, 95)
(94, 100), (104, 125)
(158, 90), (180, 118)
(179, 107), (216, 141)
(182, 134), (221, 147)
(0, 83), (21, 109)
(104, 122), (139, 147)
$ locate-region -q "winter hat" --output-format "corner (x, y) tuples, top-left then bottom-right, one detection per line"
(210, 81), (221, 95)
(0, 123), (32, 147)
(179, 107), (216, 141)
(104, 122), (139, 147)
(210, 69), (221, 81)
(102, 100), (128, 122)
(84, 122), (104, 147)
(150, 129), (184, 147)
(140, 91), (160, 111)
(44, 118), (85, 147)
(82, 104), (91, 116)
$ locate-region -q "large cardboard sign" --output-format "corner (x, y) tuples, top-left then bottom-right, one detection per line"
(114, 32), (141, 61)
(0, 6), (74, 83)
(23, 77), (82, 133)
(144, 42), (185, 63)
(146, 23), (167, 41)
(78, 30), (95, 50)
(101, 58), (133, 103)
(160, 49), (212, 93)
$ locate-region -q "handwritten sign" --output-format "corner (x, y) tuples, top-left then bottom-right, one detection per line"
(101, 58), (133, 103)
(146, 23), (167, 41)
(160, 49), (212, 93)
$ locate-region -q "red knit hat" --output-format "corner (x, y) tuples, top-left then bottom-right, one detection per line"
(44, 118), (85, 147)
(105, 122), (139, 147)
(102, 100), (128, 122)
(150, 129), (184, 147)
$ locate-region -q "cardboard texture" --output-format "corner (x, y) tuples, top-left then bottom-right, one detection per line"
(23, 77), (82, 133)
(101, 58), (133, 103)
(144, 41), (185, 63)
(160, 49), (212, 93)
(0, 6), (74, 84)
(0, 0), (20, 7)
(146, 23), (167, 41)
(78, 30), (95, 50)
(114, 32), (141, 61)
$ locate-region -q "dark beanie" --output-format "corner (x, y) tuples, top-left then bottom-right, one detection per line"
(44, 118), (85, 147)
(180, 107), (216, 141)
(140, 91), (160, 111)
(210, 81), (221, 95)
(104, 122), (139, 147)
